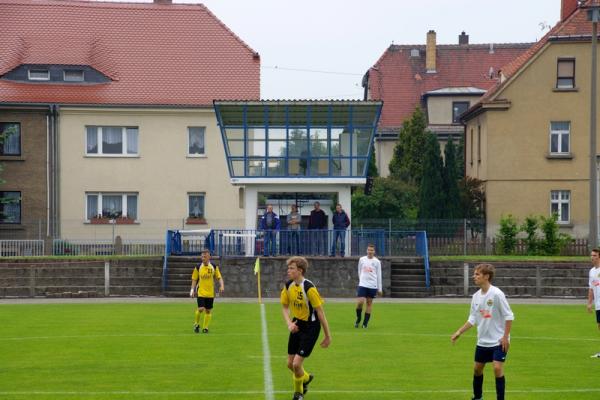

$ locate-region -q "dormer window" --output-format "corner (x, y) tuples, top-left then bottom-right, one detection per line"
(28, 69), (49, 81)
(64, 69), (84, 82)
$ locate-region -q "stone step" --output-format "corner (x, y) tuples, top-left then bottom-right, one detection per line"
(390, 291), (430, 298)
(391, 286), (430, 292)
(391, 274), (425, 282)
(391, 268), (425, 275)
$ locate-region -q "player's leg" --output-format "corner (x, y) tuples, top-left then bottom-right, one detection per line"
(362, 296), (374, 327)
(202, 298), (214, 332)
(472, 361), (485, 400)
(593, 312), (600, 357)
(355, 290), (366, 327)
(194, 297), (205, 333)
(492, 346), (507, 400)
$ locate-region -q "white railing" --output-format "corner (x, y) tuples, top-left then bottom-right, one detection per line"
(0, 240), (44, 256)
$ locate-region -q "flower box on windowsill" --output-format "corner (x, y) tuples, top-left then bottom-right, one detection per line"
(186, 217), (207, 225)
(90, 217), (136, 225)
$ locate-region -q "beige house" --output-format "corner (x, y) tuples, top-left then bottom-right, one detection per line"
(462, 0), (599, 238)
(59, 107), (243, 239)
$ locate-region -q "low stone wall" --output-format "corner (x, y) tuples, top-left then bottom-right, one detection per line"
(208, 256), (392, 298)
(0, 258), (163, 298)
(430, 261), (589, 297)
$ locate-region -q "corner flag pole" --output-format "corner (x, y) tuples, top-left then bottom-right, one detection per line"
(254, 257), (262, 304)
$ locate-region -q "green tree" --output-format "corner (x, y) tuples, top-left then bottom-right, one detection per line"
(442, 137), (461, 219)
(539, 213), (573, 255)
(351, 177), (418, 220)
(388, 107), (428, 184)
(367, 141), (378, 177)
(418, 133), (445, 219)
(520, 215), (540, 255)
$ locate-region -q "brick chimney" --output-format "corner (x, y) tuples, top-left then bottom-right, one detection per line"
(561, 0), (578, 21)
(458, 31), (469, 45)
(426, 30), (436, 73)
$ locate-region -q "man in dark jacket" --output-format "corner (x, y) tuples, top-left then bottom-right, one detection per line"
(330, 203), (350, 257)
(259, 204), (280, 256)
(308, 201), (327, 255)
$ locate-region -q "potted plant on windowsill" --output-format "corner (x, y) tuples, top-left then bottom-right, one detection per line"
(186, 216), (207, 225)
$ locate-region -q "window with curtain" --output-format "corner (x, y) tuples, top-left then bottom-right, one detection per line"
(85, 126), (138, 155)
(188, 127), (205, 155)
(556, 59), (575, 89)
(550, 190), (570, 223)
(0, 123), (21, 156)
(550, 121), (570, 154)
(86, 193), (138, 220)
(0, 191), (21, 223)
(188, 194), (205, 218)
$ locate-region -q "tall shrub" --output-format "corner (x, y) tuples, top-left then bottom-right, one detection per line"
(496, 214), (519, 254)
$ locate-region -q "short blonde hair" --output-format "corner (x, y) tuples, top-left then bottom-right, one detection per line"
(286, 256), (309, 275)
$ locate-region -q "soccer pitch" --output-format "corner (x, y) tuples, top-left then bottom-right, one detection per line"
(1, 300), (599, 400)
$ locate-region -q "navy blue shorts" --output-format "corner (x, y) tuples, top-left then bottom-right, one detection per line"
(474, 345), (507, 363)
(596, 310), (600, 324)
(357, 286), (378, 298)
(196, 296), (214, 310)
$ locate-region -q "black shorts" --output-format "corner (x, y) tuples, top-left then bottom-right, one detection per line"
(474, 345), (507, 363)
(596, 310), (600, 324)
(196, 296), (214, 309)
(288, 318), (321, 358)
(357, 286), (378, 298)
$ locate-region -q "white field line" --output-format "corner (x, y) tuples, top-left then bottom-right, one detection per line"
(260, 303), (274, 400)
(1, 388), (600, 396)
(2, 331), (599, 342)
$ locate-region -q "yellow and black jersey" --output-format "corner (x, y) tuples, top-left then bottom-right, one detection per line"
(280, 279), (324, 322)
(191, 263), (222, 298)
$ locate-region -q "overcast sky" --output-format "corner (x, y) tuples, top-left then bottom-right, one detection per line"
(178, 0), (561, 100)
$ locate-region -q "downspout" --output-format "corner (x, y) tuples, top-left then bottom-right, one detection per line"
(48, 104), (59, 238)
(46, 109), (50, 237)
(53, 104), (60, 238)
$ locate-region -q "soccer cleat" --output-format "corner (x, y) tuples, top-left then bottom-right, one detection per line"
(354, 322), (359, 328)
(590, 353), (600, 358)
(362, 324), (368, 329)
(292, 392), (304, 400)
(471, 397), (483, 400)
(302, 374), (314, 394)
(193, 324), (200, 333)
(202, 328), (209, 333)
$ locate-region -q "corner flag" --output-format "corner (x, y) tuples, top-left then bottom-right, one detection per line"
(254, 257), (261, 275)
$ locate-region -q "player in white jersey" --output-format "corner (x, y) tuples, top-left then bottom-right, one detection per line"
(587, 248), (600, 358)
(354, 244), (382, 328)
(451, 264), (514, 400)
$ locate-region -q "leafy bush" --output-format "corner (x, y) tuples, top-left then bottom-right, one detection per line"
(496, 214), (519, 254)
(520, 215), (540, 255)
(539, 213), (573, 255)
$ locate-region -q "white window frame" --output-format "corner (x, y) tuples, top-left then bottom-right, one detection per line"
(187, 126), (206, 157)
(28, 69), (50, 81)
(85, 126), (139, 157)
(64, 69), (85, 82)
(188, 193), (206, 218)
(86, 192), (138, 221)
(550, 190), (570, 224)
(549, 121), (570, 154)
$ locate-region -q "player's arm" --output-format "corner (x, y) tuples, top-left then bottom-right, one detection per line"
(451, 321), (473, 343)
(376, 261), (383, 295)
(501, 320), (513, 352)
(588, 288), (594, 313)
(190, 279), (198, 297)
(314, 306), (331, 348)
(217, 277), (224, 294)
(281, 304), (298, 333)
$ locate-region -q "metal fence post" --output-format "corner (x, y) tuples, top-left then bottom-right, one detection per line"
(104, 261), (110, 297)
(463, 219), (467, 256)
(463, 263), (469, 296)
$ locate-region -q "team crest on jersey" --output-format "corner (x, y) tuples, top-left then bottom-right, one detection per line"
(486, 299), (494, 307)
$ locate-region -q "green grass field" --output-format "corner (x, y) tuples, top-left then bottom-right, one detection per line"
(1, 300), (599, 400)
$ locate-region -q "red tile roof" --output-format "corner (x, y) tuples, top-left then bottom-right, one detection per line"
(366, 42), (532, 130)
(469, 0), (599, 114)
(0, 0), (260, 106)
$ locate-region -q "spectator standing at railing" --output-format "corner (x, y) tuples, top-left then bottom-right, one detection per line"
(287, 204), (302, 255)
(308, 202), (327, 256)
(259, 204), (280, 256)
(330, 203), (350, 257)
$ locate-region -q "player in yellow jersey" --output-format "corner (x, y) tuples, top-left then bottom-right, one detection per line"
(281, 256), (331, 400)
(189, 249), (224, 333)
